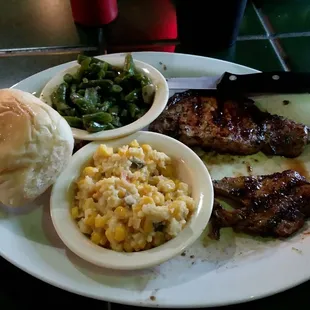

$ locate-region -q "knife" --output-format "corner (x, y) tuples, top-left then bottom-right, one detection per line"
(166, 72), (310, 94)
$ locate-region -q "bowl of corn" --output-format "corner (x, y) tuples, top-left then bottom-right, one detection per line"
(50, 131), (214, 270)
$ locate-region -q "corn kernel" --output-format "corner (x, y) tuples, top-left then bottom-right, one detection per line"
(143, 218), (154, 233)
(95, 144), (113, 158)
(105, 228), (114, 244)
(114, 206), (128, 219)
(118, 145), (128, 156)
(138, 184), (153, 195)
(118, 188), (126, 198)
(84, 214), (96, 227)
(127, 147), (144, 159)
(149, 176), (160, 186)
(139, 196), (155, 206)
(129, 140), (140, 148)
(158, 179), (176, 193)
(91, 232), (102, 245)
(153, 232), (165, 246)
(114, 224), (126, 242)
(83, 197), (97, 211)
(82, 166), (99, 178)
(165, 192), (174, 201)
(71, 207), (79, 219)
(95, 215), (108, 228)
(161, 164), (175, 178)
(141, 144), (152, 154)
(100, 234), (108, 246)
(178, 196), (195, 212)
(177, 182), (189, 194)
(123, 241), (133, 252)
(168, 201), (184, 220)
(152, 192), (165, 205)
(110, 242), (123, 252)
(132, 204), (142, 213)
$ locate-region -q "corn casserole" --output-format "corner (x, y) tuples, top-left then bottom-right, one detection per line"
(71, 140), (195, 252)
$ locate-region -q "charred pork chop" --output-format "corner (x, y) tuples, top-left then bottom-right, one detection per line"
(209, 170), (310, 239)
(149, 90), (310, 158)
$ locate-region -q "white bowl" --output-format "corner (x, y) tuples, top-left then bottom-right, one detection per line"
(50, 131), (214, 270)
(40, 55), (169, 141)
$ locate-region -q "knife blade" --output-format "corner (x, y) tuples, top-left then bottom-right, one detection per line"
(166, 71), (310, 94)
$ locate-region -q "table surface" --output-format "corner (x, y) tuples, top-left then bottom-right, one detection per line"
(1, 0), (310, 309)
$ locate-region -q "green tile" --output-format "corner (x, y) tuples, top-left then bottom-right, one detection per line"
(176, 40), (283, 71)
(255, 0), (310, 33)
(239, 3), (266, 36)
(280, 36), (310, 71)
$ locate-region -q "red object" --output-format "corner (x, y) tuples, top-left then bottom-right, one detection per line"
(70, 0), (118, 26)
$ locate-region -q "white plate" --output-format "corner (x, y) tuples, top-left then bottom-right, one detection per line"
(2, 52), (310, 308)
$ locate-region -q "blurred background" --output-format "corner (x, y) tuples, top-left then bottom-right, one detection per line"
(1, 0), (310, 89)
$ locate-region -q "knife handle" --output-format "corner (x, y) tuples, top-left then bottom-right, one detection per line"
(216, 71), (310, 94)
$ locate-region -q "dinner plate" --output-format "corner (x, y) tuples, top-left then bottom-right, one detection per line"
(2, 52), (310, 308)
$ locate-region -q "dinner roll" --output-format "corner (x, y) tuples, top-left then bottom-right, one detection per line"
(0, 89), (74, 207)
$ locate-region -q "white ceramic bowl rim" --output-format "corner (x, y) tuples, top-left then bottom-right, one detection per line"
(40, 56), (169, 141)
(50, 131), (214, 270)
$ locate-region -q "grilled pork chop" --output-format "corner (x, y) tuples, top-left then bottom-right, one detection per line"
(209, 170), (310, 239)
(149, 90), (310, 158)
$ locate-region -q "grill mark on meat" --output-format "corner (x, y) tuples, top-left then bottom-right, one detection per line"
(149, 91), (310, 158)
(209, 170), (310, 239)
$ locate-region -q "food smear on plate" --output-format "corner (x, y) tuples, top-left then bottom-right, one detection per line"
(0, 89), (74, 207)
(71, 140), (195, 252)
(51, 53), (156, 133)
(149, 90), (310, 158)
(209, 170), (310, 240)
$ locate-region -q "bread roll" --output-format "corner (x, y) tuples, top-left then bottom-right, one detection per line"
(0, 89), (74, 207)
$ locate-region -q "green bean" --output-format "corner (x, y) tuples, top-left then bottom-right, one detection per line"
(128, 103), (139, 118)
(70, 83), (77, 94)
(82, 112), (113, 125)
(125, 89), (140, 102)
(51, 83), (73, 114)
(63, 73), (74, 84)
(77, 89), (85, 96)
(78, 79), (113, 90)
(124, 53), (136, 75)
(63, 116), (83, 128)
(99, 100), (113, 112)
(111, 84), (123, 93)
(108, 105), (119, 115)
(135, 73), (152, 87)
(105, 71), (118, 79)
(75, 57), (91, 82)
(77, 55), (111, 68)
(135, 108), (147, 119)
(85, 122), (106, 133)
(120, 109), (128, 118)
(84, 121), (115, 133)
(112, 116), (122, 127)
(51, 53), (153, 132)
(114, 73), (130, 85)
(84, 88), (99, 105)
(70, 93), (96, 114)
(142, 84), (156, 104)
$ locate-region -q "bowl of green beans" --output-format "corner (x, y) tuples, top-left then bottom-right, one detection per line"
(40, 53), (169, 141)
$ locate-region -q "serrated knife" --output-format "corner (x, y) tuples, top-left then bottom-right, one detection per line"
(166, 72), (310, 94)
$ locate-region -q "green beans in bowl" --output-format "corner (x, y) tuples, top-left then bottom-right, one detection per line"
(40, 54), (169, 141)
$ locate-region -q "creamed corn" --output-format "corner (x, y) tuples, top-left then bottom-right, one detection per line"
(72, 140), (195, 252)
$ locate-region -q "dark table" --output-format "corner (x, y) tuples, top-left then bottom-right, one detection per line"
(1, 0), (310, 309)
